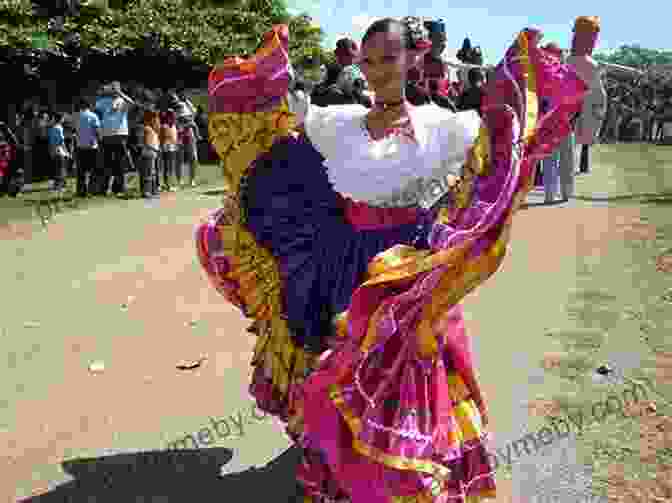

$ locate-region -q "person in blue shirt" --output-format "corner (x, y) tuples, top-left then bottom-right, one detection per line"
(75, 98), (102, 197)
(47, 112), (68, 191)
(94, 81), (136, 197)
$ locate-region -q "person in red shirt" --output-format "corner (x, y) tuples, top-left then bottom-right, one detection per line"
(0, 123), (19, 197)
(334, 38), (359, 67)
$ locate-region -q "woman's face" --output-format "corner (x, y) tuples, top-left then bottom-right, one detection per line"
(360, 28), (408, 101)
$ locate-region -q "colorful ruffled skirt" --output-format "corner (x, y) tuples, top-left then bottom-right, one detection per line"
(197, 134), (498, 502)
(198, 23), (590, 503)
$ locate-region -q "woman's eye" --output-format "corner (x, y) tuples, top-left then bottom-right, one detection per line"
(384, 56), (396, 63)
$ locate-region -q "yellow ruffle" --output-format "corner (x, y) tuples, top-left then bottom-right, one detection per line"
(391, 489), (496, 502)
(208, 101), (305, 411)
(250, 317), (321, 400)
(209, 101), (296, 195)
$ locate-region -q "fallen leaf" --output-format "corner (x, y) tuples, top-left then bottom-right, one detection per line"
(655, 352), (672, 387)
(526, 398), (561, 417)
(541, 352), (566, 370)
(88, 361), (105, 373)
(618, 220), (657, 241)
(176, 357), (207, 370)
(657, 252), (672, 273)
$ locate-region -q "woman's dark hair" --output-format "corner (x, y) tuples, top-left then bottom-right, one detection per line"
(336, 38), (357, 52)
(324, 63), (343, 87)
(468, 68), (484, 85)
(362, 17), (428, 50)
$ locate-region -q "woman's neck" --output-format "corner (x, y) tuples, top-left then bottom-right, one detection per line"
(373, 97), (406, 110)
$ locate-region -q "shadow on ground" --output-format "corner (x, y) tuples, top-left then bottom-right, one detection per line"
(519, 199), (570, 209)
(200, 189), (227, 197)
(572, 191), (672, 204)
(20, 447), (304, 502)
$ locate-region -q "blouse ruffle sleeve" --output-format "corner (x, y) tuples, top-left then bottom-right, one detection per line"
(298, 97), (367, 161)
(436, 108), (482, 169)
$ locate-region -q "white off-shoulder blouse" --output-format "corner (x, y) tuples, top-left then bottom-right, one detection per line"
(287, 94), (481, 208)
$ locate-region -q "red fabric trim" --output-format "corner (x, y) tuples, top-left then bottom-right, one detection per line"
(337, 193), (421, 230)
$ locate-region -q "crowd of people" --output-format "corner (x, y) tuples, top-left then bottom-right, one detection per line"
(306, 28), (486, 115)
(0, 83), (208, 199)
(600, 89), (672, 143)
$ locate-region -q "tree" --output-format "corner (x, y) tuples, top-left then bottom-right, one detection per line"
(595, 45), (672, 70)
(1, 0), (331, 112)
(2, 0), (329, 63)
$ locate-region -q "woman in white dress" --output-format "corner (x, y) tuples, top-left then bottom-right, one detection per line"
(197, 16), (593, 503)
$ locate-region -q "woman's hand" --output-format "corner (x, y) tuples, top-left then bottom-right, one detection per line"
(446, 174), (460, 188)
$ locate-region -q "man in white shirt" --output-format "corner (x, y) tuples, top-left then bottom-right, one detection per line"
(94, 81), (136, 196)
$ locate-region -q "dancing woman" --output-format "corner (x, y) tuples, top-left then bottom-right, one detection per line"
(197, 15), (598, 503)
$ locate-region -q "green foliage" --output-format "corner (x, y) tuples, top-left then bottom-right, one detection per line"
(0, 0), (329, 65)
(595, 44), (672, 69)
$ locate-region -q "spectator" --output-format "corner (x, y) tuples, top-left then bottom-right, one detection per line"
(334, 38), (359, 68)
(159, 109), (179, 191)
(28, 108), (50, 185)
(2, 120), (25, 197)
(335, 65), (372, 108)
(175, 89), (197, 121)
(429, 80), (457, 111)
(405, 79), (430, 106)
(540, 97), (561, 203)
(63, 113), (77, 177)
(94, 81), (136, 197)
(457, 68), (485, 114)
(176, 90), (201, 187)
(74, 98), (101, 198)
(13, 111), (32, 192)
(194, 105), (207, 139)
(37, 109), (51, 140)
(311, 63), (347, 107)
(139, 109), (161, 198)
(0, 125), (15, 196)
(47, 112), (68, 191)
(177, 115), (199, 187)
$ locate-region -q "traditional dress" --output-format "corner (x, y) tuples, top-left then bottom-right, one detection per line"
(196, 22), (590, 503)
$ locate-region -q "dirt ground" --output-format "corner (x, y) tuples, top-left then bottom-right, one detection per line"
(0, 185), (653, 502)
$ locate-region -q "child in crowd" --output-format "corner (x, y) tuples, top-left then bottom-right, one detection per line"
(47, 113), (69, 191)
(140, 109), (161, 198)
(159, 109), (179, 191)
(0, 127), (14, 195)
(177, 115), (200, 187)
